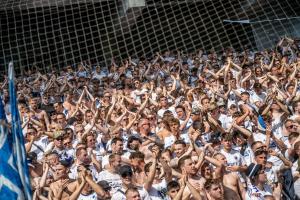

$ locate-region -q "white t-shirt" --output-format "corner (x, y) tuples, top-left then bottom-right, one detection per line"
(234, 143), (252, 166)
(157, 107), (176, 118)
(69, 164), (98, 181)
(271, 115), (284, 140)
(253, 132), (283, 166)
(164, 134), (190, 149)
(179, 118), (193, 135)
(220, 149), (245, 166)
(78, 192), (97, 200)
(218, 114), (233, 130)
(30, 136), (49, 161)
(245, 183), (272, 200)
(111, 186), (151, 200)
(292, 159), (299, 177)
(97, 170), (122, 194)
(147, 179), (168, 200)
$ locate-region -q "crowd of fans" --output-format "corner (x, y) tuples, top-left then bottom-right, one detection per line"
(1, 36), (300, 200)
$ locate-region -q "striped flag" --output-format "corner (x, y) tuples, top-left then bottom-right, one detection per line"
(0, 62), (32, 199)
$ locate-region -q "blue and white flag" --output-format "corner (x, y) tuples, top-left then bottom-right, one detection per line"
(0, 62), (32, 200)
(257, 115), (266, 132)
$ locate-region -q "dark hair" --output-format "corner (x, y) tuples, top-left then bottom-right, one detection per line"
(288, 132), (299, 141)
(111, 137), (123, 145)
(204, 179), (220, 190)
(254, 150), (268, 157)
(175, 105), (186, 112)
(294, 141), (300, 151)
(222, 133), (233, 141)
(241, 91), (250, 96)
(59, 159), (72, 168)
(75, 147), (86, 157)
(56, 112), (65, 117)
(167, 181), (180, 191)
(178, 155), (191, 169)
(168, 117), (180, 125)
(174, 140), (186, 146)
(125, 187), (139, 196)
(127, 136), (142, 148)
(109, 153), (121, 163)
(192, 120), (203, 132)
(129, 151), (145, 160)
(144, 161), (153, 173)
(251, 141), (263, 150)
(292, 101), (300, 110)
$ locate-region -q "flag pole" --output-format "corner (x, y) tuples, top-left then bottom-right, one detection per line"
(8, 62), (32, 200)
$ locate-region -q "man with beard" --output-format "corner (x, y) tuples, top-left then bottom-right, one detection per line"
(97, 153), (123, 195)
(69, 147), (98, 181)
(213, 152), (246, 200)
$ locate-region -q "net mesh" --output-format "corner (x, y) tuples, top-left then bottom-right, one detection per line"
(0, 0), (300, 74)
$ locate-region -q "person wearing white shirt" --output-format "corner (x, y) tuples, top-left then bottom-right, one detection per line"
(112, 165), (150, 200)
(220, 134), (245, 167)
(245, 163), (273, 200)
(69, 147), (98, 181)
(175, 105), (193, 135)
(157, 96), (176, 118)
(25, 127), (49, 161)
(101, 137), (127, 169)
(164, 118), (190, 149)
(97, 154), (123, 195)
(143, 150), (172, 200)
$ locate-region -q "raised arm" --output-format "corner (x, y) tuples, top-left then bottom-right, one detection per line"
(144, 151), (158, 191)
(69, 174), (86, 200)
(85, 174), (106, 197)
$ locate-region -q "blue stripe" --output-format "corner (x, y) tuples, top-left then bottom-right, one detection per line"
(0, 62), (32, 200)
(8, 62), (32, 199)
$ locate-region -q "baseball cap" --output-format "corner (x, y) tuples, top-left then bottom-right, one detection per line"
(98, 180), (111, 191)
(246, 163), (262, 178)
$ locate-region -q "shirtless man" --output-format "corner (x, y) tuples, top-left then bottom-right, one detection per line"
(178, 155), (203, 200)
(204, 179), (223, 200)
(48, 161), (78, 200)
(213, 153), (246, 200)
(29, 98), (50, 131)
(63, 92), (76, 116)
